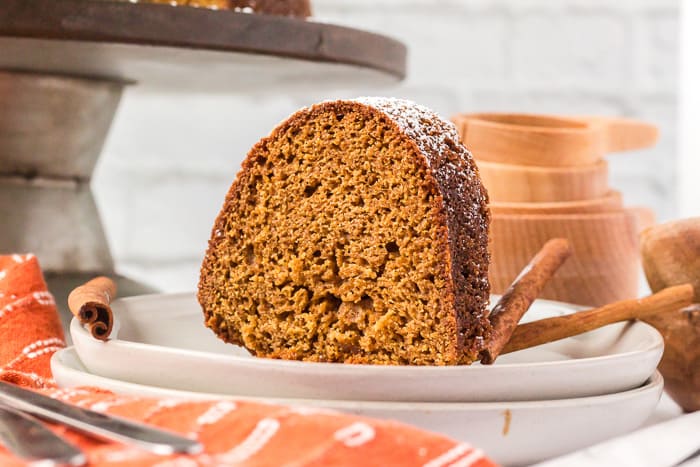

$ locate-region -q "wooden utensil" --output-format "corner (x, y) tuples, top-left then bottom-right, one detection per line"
(476, 159), (609, 203)
(452, 113), (658, 167)
(584, 115), (660, 154)
(489, 190), (623, 215)
(490, 211), (640, 306)
(640, 218), (700, 302)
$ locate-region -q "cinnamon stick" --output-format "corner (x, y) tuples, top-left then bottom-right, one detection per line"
(67, 277), (117, 341)
(502, 284), (694, 354)
(481, 238), (572, 364)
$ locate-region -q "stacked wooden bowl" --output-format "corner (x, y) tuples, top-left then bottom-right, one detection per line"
(451, 113), (659, 306)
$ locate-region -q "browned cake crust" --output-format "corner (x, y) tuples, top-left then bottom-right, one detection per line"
(198, 98), (491, 365)
(143, 0), (312, 17)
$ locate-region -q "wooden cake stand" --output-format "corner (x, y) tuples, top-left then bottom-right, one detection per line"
(0, 0), (406, 328)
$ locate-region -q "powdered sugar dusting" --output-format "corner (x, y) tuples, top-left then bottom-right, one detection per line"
(353, 98), (462, 164)
(352, 97), (491, 355)
(353, 97), (487, 215)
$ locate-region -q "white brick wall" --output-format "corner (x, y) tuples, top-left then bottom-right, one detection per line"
(680, 0), (700, 217)
(93, 0), (680, 291)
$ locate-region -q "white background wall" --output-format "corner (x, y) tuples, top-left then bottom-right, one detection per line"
(680, 0), (700, 217)
(93, 0), (680, 291)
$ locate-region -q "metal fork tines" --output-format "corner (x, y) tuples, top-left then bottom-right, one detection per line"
(0, 403), (86, 466)
(0, 381), (202, 456)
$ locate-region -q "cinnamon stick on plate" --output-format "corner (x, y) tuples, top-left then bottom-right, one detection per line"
(67, 277), (117, 341)
(481, 238), (573, 364)
(502, 283), (695, 355)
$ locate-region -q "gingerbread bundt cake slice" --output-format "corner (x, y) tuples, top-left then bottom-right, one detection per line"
(198, 98), (491, 365)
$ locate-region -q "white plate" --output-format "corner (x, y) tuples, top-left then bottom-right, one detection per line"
(52, 347), (664, 466)
(71, 292), (663, 402)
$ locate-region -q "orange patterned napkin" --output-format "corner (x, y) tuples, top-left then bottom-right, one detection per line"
(0, 254), (496, 467)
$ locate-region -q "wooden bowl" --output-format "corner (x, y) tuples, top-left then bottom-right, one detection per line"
(490, 210), (640, 306)
(476, 159), (609, 203)
(452, 113), (658, 167)
(490, 190), (622, 215)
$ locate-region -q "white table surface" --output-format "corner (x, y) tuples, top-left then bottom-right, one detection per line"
(537, 393), (695, 467)
(644, 392), (684, 427)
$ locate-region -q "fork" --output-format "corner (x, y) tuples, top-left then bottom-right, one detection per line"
(0, 403), (86, 466)
(0, 381), (202, 456)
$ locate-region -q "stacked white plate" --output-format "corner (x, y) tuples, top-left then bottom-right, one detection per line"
(52, 293), (665, 466)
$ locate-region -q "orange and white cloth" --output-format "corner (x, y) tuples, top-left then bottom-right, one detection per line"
(0, 254), (496, 467)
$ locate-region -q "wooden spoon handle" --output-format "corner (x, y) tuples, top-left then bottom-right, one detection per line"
(582, 116), (658, 154)
(502, 284), (694, 354)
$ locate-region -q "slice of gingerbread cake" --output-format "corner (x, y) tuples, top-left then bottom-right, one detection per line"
(198, 97), (491, 365)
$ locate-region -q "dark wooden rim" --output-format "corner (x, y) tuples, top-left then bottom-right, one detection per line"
(0, 0), (406, 80)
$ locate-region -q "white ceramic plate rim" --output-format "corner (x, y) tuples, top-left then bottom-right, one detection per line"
(51, 347), (664, 411)
(78, 292), (664, 373)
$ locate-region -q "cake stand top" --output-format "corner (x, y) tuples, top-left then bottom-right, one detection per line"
(0, 0), (406, 92)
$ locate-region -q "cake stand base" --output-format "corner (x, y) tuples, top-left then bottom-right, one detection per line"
(0, 71), (155, 332)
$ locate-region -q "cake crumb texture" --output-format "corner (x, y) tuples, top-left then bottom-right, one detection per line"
(198, 98), (491, 365)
